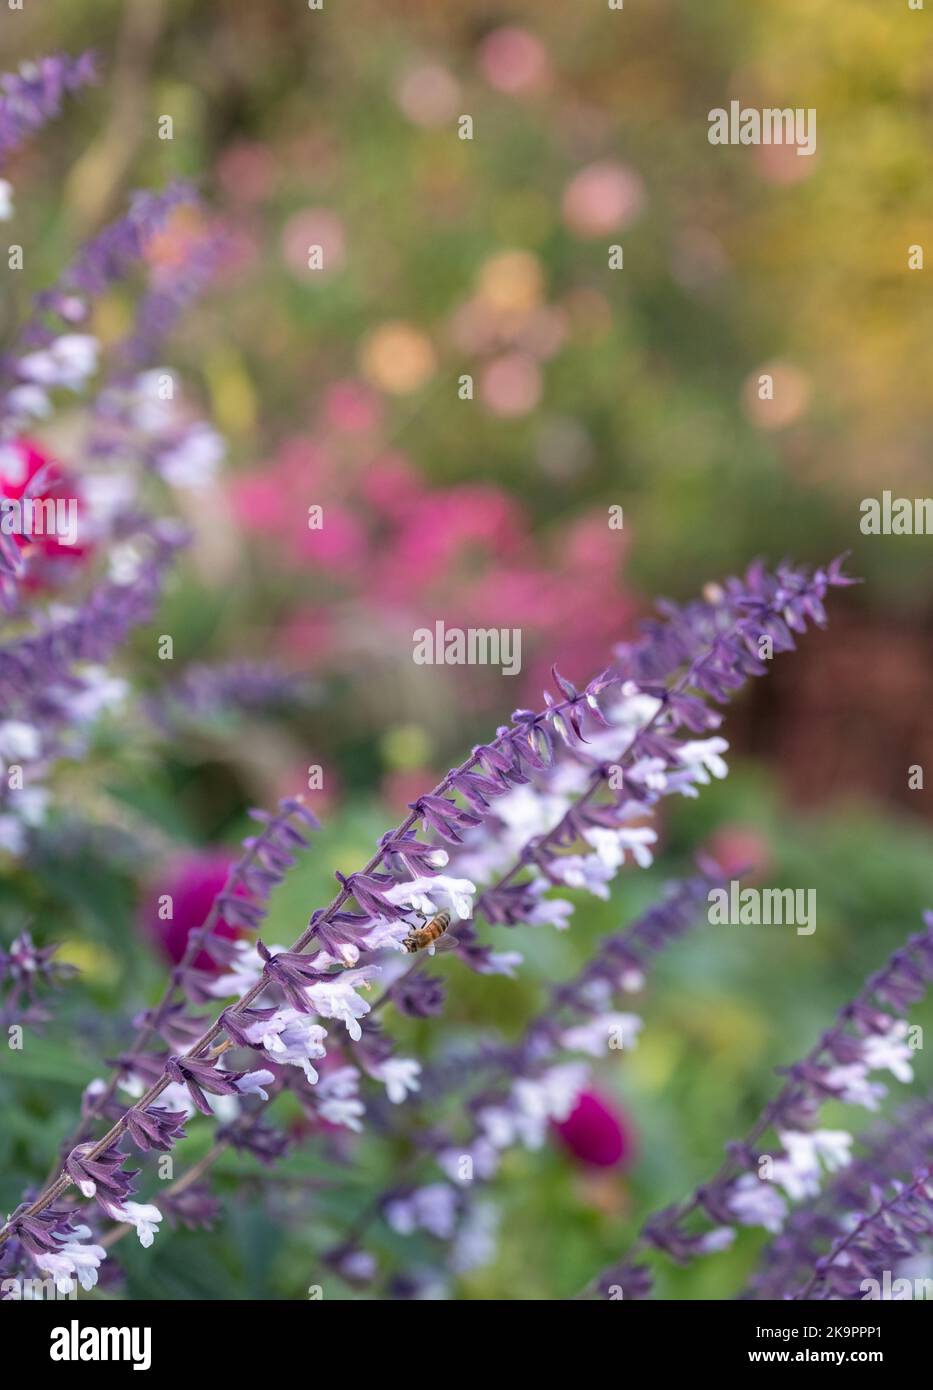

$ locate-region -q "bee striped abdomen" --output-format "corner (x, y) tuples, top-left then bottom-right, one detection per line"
(402, 910), (452, 953)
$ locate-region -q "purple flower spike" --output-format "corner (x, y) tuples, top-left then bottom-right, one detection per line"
(124, 1105), (188, 1154)
(0, 53), (97, 163)
(165, 1055), (244, 1115)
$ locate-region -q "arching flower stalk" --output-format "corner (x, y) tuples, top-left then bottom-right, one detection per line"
(582, 911), (933, 1299)
(746, 1098), (933, 1300)
(0, 556), (851, 1293)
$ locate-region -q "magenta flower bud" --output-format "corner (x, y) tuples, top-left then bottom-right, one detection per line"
(554, 1090), (633, 1169)
(142, 851), (240, 971)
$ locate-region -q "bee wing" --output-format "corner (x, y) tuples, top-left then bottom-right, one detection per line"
(429, 932), (461, 955)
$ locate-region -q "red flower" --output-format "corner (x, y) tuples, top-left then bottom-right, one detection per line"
(142, 851), (241, 971)
(0, 438), (88, 569)
(553, 1089), (633, 1169)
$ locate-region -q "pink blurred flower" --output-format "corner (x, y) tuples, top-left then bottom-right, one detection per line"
(215, 141), (276, 204)
(477, 27), (551, 95)
(281, 209), (346, 277)
(323, 380), (383, 434)
(381, 768), (441, 817)
(232, 474), (287, 534)
(142, 851), (241, 972)
(358, 452), (425, 520)
(0, 438), (91, 573)
(395, 63), (460, 127)
(705, 825), (772, 882)
(480, 352), (542, 417)
(562, 161), (645, 239)
(278, 607), (337, 664)
(291, 501), (367, 573)
(554, 1089), (633, 1168)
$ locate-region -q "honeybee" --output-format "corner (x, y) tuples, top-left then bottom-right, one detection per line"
(402, 910), (453, 954)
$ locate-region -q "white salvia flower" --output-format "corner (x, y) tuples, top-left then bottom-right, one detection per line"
(245, 1011), (327, 1085)
(114, 1202), (163, 1249)
(108, 542), (145, 586)
(423, 848), (449, 868)
(577, 689), (663, 763)
(810, 1128), (854, 1173)
(822, 1062), (887, 1112)
(861, 1021), (915, 1084)
(0, 178), (14, 220)
(577, 977), (614, 1011)
(316, 1066), (365, 1132)
(437, 1138), (499, 1183)
(19, 333), (99, 390)
(678, 737), (730, 784)
(318, 1097), (365, 1132)
(15, 788), (49, 827)
(585, 825), (658, 870)
(699, 1227), (736, 1254)
(37, 1234), (106, 1293)
(384, 874), (477, 922)
(5, 384), (51, 419)
(770, 1134), (817, 1201)
(82, 471), (137, 528)
(474, 950), (523, 978)
(360, 917), (411, 952)
(451, 1199), (499, 1274)
(477, 1104), (517, 1150)
(618, 826), (659, 868)
(770, 1129), (852, 1202)
(493, 784), (572, 848)
(524, 883), (574, 931)
(235, 1068), (276, 1101)
(374, 1057), (421, 1104)
(65, 667), (129, 724)
(304, 967), (377, 1042)
(529, 1063), (588, 1121)
(583, 827), (628, 870)
(209, 941), (286, 998)
(157, 1081), (198, 1119)
(158, 422), (225, 488)
(545, 852), (614, 899)
(385, 1184), (459, 1240)
(627, 756), (669, 792)
(210, 1094), (240, 1124)
(561, 1012), (643, 1057)
(728, 1173), (787, 1233)
(317, 1065), (361, 1100)
(0, 720), (40, 762)
(131, 369), (177, 432)
(307, 942), (361, 970)
(0, 819), (24, 855)
(497, 1063), (588, 1149)
(413, 1184), (459, 1239)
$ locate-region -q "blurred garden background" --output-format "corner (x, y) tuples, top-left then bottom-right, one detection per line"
(1, 0), (933, 1299)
